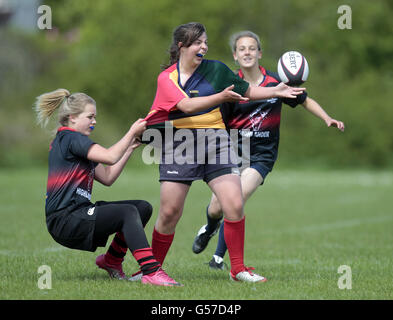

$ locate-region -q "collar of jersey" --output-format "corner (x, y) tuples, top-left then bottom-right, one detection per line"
(238, 65), (267, 86)
(58, 126), (76, 132)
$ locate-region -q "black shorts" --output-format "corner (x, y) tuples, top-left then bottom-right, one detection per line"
(159, 128), (239, 184)
(46, 200), (152, 252)
(46, 202), (97, 252)
(245, 161), (272, 185)
(160, 166), (240, 185)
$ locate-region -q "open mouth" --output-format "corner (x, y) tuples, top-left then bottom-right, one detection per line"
(89, 126), (95, 131)
(196, 53), (204, 58)
(243, 58), (254, 63)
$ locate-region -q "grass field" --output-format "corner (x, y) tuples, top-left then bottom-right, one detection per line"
(1, 167), (392, 300)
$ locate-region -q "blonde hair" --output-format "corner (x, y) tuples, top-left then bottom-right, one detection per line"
(34, 89), (95, 128)
(229, 30), (262, 53)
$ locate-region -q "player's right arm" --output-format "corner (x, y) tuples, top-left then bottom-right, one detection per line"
(176, 85), (249, 114)
(177, 80), (305, 114)
(246, 82), (305, 100)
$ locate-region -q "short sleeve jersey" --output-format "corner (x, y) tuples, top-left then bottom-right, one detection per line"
(45, 127), (97, 216)
(144, 59), (250, 129)
(223, 66), (307, 164)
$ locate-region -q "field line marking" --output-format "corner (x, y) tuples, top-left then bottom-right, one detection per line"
(266, 215), (393, 235)
(0, 246), (67, 257)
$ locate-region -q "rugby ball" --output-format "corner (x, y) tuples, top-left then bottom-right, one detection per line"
(277, 51), (309, 86)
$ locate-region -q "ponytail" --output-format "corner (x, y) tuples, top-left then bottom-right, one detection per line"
(161, 41), (181, 71)
(34, 88), (70, 128)
(34, 89), (95, 129)
(166, 43), (181, 69)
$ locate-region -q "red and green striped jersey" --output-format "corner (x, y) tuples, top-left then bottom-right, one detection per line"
(144, 59), (249, 129)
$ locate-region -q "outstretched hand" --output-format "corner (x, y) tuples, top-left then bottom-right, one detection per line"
(326, 118), (345, 132)
(276, 82), (306, 99)
(221, 85), (250, 102)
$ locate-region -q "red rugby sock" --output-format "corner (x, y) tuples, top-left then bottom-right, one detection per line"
(224, 216), (245, 275)
(132, 247), (161, 275)
(105, 232), (128, 265)
(152, 228), (174, 266)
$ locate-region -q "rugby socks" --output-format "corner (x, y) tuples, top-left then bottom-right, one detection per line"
(205, 206), (222, 235)
(105, 232), (128, 265)
(152, 228), (174, 266)
(224, 216), (245, 275)
(214, 223), (227, 258)
(132, 247), (161, 275)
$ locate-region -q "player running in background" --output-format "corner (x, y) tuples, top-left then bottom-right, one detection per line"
(140, 23), (305, 283)
(192, 31), (345, 270)
(34, 88), (181, 286)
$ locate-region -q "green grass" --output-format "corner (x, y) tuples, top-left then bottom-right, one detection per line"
(1, 167), (392, 300)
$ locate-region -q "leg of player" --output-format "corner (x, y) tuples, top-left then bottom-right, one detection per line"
(193, 166), (263, 257)
(94, 201), (182, 286)
(97, 200), (154, 278)
(209, 167), (264, 269)
(207, 174), (266, 283)
(152, 181), (191, 265)
(206, 194), (228, 270)
(192, 193), (223, 254)
(240, 167), (264, 201)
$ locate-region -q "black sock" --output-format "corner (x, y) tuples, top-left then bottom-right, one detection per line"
(205, 206), (222, 234)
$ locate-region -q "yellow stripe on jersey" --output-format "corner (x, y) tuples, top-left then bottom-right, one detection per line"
(169, 69), (188, 98)
(172, 107), (225, 129)
(147, 109), (157, 116)
(168, 68), (225, 129)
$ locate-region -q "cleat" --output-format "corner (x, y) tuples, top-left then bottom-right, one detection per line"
(230, 267), (267, 283)
(208, 255), (228, 270)
(192, 222), (221, 254)
(141, 268), (183, 287)
(95, 254), (126, 280)
(128, 270), (142, 282)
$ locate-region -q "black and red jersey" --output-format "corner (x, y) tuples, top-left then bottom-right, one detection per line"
(45, 127), (97, 216)
(221, 66), (307, 167)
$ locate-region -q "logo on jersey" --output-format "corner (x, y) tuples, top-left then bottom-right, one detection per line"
(266, 98), (278, 104)
(76, 187), (91, 201)
(249, 107), (272, 131)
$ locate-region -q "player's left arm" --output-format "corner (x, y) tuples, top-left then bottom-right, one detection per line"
(94, 139), (141, 186)
(302, 97), (345, 132)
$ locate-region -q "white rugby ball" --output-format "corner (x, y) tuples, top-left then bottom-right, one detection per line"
(277, 51), (309, 86)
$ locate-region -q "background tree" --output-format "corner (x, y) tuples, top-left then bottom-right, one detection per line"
(0, 0), (392, 168)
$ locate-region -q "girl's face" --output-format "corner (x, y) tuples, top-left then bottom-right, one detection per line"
(179, 32), (208, 67)
(69, 103), (97, 136)
(233, 37), (262, 69)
